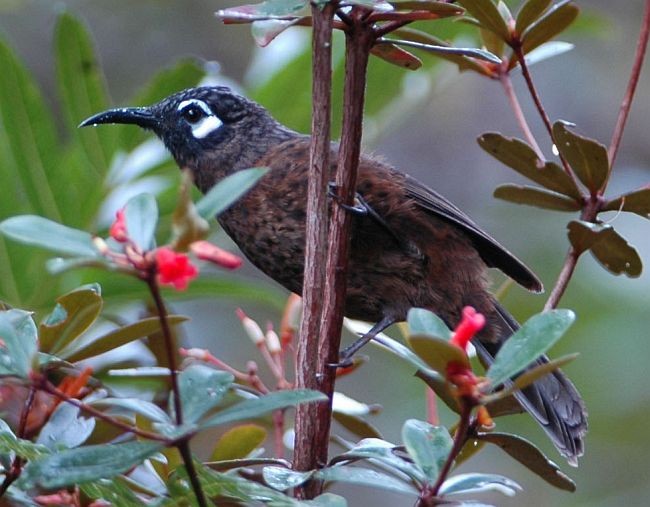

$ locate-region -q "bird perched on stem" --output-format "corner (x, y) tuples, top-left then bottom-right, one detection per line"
(81, 86), (587, 463)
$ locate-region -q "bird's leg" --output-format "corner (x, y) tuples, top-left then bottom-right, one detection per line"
(333, 315), (398, 367)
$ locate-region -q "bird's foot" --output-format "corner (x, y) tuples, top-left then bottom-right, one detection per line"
(328, 182), (369, 215)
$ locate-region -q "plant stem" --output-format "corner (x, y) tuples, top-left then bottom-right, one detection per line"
(177, 440), (208, 507)
(544, 246), (580, 310)
(293, 0), (336, 483)
(499, 68), (544, 159)
(607, 0), (650, 176)
(0, 388), (35, 498)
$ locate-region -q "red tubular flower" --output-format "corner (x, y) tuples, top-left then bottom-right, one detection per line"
(189, 240), (242, 269)
(155, 247), (199, 290)
(109, 208), (129, 243)
(449, 306), (486, 352)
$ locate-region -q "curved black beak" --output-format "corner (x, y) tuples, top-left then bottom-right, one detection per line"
(78, 107), (159, 130)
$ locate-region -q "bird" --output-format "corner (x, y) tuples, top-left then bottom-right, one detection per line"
(80, 86), (587, 464)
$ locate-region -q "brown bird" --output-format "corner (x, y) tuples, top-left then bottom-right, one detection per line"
(81, 86), (587, 463)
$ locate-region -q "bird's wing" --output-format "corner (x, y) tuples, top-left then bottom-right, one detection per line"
(403, 174), (543, 292)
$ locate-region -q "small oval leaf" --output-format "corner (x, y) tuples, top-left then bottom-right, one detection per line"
(402, 419), (453, 482)
(515, 0), (551, 35)
(494, 184), (581, 211)
(124, 193), (158, 251)
(521, 2), (579, 56)
(458, 0), (511, 41)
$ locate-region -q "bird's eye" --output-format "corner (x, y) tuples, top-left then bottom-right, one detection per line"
(181, 106), (204, 124)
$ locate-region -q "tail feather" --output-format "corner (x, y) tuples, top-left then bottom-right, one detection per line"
(474, 301), (587, 465)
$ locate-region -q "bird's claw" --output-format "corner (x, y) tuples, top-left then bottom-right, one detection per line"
(328, 183), (369, 215)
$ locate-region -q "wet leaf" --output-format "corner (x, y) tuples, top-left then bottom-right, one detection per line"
(603, 187), (650, 219)
(553, 121), (608, 193)
(486, 310), (575, 389)
(439, 472), (521, 496)
(567, 221), (642, 277)
(402, 419), (452, 482)
(178, 365), (234, 424)
(494, 184), (581, 211)
(478, 132), (581, 198)
(263, 465), (313, 490)
(521, 1), (579, 56)
(39, 286), (103, 354)
(371, 43), (422, 70)
(515, 0), (551, 35)
(477, 432), (576, 491)
(457, 0), (511, 41)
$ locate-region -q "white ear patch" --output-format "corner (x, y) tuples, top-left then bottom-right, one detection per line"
(191, 115), (223, 139)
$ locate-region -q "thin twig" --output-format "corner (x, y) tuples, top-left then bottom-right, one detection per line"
(607, 0), (650, 177)
(499, 67), (544, 159)
(177, 440), (208, 507)
(544, 247), (580, 310)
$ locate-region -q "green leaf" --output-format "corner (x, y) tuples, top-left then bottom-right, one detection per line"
(89, 397), (171, 424)
(603, 187), (650, 219)
(438, 472), (521, 496)
(315, 465), (417, 496)
(59, 315), (189, 363)
(81, 477), (143, 506)
(567, 221), (642, 277)
(478, 133), (581, 199)
(0, 309), (38, 378)
(40, 286), (103, 354)
(22, 440), (163, 489)
(486, 310), (575, 388)
(515, 0), (551, 34)
(216, 0), (310, 22)
(55, 13), (115, 175)
(196, 167), (269, 220)
(201, 389), (326, 429)
(407, 308), (452, 340)
(521, 1), (579, 56)
(477, 432), (576, 491)
(415, 369), (461, 413)
(0, 215), (98, 257)
(0, 431), (50, 461)
(333, 412), (383, 439)
(402, 419), (452, 482)
(390, 1), (464, 16)
(46, 256), (113, 276)
(408, 335), (470, 375)
(263, 466), (313, 490)
(36, 403), (95, 450)
(370, 43), (422, 70)
(553, 121), (609, 193)
(178, 365), (234, 424)
(124, 193), (158, 251)
(500, 353), (578, 394)
(385, 38), (501, 64)
(211, 424), (267, 461)
(493, 184), (581, 211)
(457, 0), (511, 41)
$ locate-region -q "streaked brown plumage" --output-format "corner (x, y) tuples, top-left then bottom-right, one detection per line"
(81, 86), (587, 463)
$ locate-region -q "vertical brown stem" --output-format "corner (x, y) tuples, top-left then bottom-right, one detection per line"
(544, 247), (580, 310)
(293, 0), (335, 477)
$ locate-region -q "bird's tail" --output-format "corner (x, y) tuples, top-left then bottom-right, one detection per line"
(473, 301), (588, 465)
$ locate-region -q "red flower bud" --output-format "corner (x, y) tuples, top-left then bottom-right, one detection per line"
(109, 209), (129, 243)
(449, 306), (486, 352)
(155, 247), (199, 291)
(189, 240), (242, 269)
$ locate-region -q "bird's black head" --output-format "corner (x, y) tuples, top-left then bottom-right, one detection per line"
(80, 86), (285, 178)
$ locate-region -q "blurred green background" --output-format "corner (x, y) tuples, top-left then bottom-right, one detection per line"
(0, 1), (649, 505)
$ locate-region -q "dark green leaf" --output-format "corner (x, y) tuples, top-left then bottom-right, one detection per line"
(81, 477), (143, 506)
(553, 121), (609, 193)
(439, 472), (521, 496)
(603, 187), (650, 219)
(124, 193), (158, 251)
(89, 397), (171, 424)
(201, 389), (326, 429)
(407, 308), (451, 340)
(178, 365), (234, 424)
(40, 286), (103, 354)
(499, 353), (578, 395)
(515, 0), (551, 34)
(567, 221), (642, 277)
(486, 309), (575, 388)
(211, 424), (267, 461)
(371, 42), (422, 70)
(494, 184), (581, 211)
(478, 133), (581, 198)
(196, 167), (269, 220)
(333, 412), (383, 439)
(0, 309), (38, 378)
(59, 315), (188, 363)
(457, 0), (511, 41)
(402, 419), (452, 482)
(316, 465), (417, 495)
(477, 432), (576, 491)
(521, 1), (579, 56)
(36, 403), (95, 450)
(0, 430), (50, 461)
(55, 13), (115, 175)
(0, 215), (98, 257)
(23, 440), (163, 489)
(263, 466), (313, 490)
